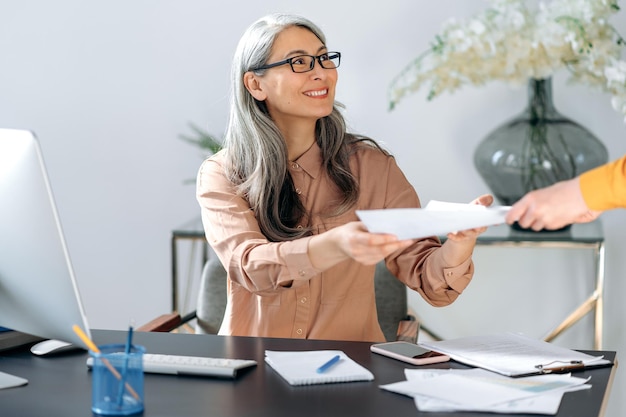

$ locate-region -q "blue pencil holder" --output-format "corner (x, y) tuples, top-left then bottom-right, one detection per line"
(90, 343), (145, 416)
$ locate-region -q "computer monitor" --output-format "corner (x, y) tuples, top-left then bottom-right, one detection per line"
(0, 128), (91, 349)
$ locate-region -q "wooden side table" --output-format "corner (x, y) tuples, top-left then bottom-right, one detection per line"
(170, 217), (207, 315)
(470, 220), (605, 349)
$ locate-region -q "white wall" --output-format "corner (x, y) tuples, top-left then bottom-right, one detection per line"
(1, 1), (624, 415)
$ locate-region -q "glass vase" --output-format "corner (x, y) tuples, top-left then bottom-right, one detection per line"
(473, 78), (608, 228)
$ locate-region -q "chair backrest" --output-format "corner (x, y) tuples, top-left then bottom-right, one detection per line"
(195, 257), (228, 334)
(195, 259), (409, 341)
(374, 261), (409, 342)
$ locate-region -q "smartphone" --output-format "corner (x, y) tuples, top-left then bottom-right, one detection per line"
(370, 341), (450, 365)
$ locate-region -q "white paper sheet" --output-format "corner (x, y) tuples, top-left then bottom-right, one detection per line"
(356, 200), (510, 240)
(379, 368), (591, 414)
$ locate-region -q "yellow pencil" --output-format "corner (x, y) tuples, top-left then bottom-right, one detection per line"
(73, 325), (100, 353)
(72, 324), (140, 401)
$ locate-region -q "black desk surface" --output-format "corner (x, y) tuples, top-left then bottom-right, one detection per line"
(0, 330), (617, 417)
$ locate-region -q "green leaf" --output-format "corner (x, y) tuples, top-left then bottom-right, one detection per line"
(179, 122), (223, 155)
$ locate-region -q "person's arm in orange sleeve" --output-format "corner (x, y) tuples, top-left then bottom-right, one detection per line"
(579, 155), (626, 211)
(506, 155), (626, 231)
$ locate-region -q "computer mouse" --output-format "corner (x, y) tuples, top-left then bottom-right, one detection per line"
(30, 339), (79, 356)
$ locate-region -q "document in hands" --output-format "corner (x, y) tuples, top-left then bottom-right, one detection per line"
(356, 200), (510, 240)
(264, 350), (374, 386)
(419, 332), (612, 377)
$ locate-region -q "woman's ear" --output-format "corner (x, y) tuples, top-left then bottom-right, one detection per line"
(243, 72), (267, 101)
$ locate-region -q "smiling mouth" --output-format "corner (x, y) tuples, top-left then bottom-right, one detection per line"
(304, 89), (328, 97)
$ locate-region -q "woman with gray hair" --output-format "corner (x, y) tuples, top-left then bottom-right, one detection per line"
(196, 13), (492, 342)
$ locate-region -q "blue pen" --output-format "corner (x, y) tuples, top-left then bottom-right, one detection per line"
(316, 354), (341, 373)
(117, 323), (134, 406)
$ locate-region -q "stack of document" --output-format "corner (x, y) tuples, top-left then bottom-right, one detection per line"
(378, 332), (613, 414)
(265, 350), (374, 386)
(380, 367), (591, 414)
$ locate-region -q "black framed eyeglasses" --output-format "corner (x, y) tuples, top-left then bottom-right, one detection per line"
(251, 51), (341, 73)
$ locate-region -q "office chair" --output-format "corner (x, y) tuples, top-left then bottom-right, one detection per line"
(139, 258), (436, 343)
(191, 258), (420, 342)
(194, 257), (227, 335)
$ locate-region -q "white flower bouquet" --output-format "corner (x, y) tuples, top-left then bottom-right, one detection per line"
(389, 0), (626, 121)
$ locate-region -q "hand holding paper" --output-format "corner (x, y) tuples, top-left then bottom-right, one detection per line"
(356, 200), (510, 241)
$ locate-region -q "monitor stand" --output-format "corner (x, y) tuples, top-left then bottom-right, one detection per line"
(0, 371), (28, 390)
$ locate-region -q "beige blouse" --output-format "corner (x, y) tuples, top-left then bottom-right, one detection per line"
(196, 141), (474, 342)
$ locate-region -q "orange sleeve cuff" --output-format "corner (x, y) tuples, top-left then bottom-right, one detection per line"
(579, 156), (626, 211)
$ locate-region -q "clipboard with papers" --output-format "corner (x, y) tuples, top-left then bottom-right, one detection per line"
(418, 332), (613, 377)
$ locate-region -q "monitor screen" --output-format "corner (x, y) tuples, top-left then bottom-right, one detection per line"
(0, 128), (91, 349)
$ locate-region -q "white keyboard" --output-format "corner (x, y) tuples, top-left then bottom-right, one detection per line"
(86, 353), (257, 379)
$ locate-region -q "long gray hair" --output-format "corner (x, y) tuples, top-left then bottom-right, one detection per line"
(224, 13), (365, 242)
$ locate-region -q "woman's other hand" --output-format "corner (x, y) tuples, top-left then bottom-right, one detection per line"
(446, 193), (494, 242)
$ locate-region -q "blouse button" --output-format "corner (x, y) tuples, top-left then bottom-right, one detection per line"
(300, 297), (307, 304)
(296, 328), (303, 335)
(299, 270), (306, 277)
(291, 163), (299, 169)
(296, 225), (303, 229)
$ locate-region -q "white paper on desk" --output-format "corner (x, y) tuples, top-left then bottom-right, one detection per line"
(419, 332), (611, 377)
(264, 350), (374, 386)
(356, 200), (510, 240)
(380, 368), (591, 414)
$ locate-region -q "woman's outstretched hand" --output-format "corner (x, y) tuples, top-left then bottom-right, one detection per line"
(335, 221), (415, 264)
(309, 221), (414, 269)
(445, 193), (494, 242)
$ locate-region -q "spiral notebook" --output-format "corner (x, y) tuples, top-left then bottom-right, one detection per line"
(265, 350), (374, 386)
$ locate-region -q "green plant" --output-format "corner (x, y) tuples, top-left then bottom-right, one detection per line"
(179, 122), (223, 155)
(179, 122), (223, 184)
